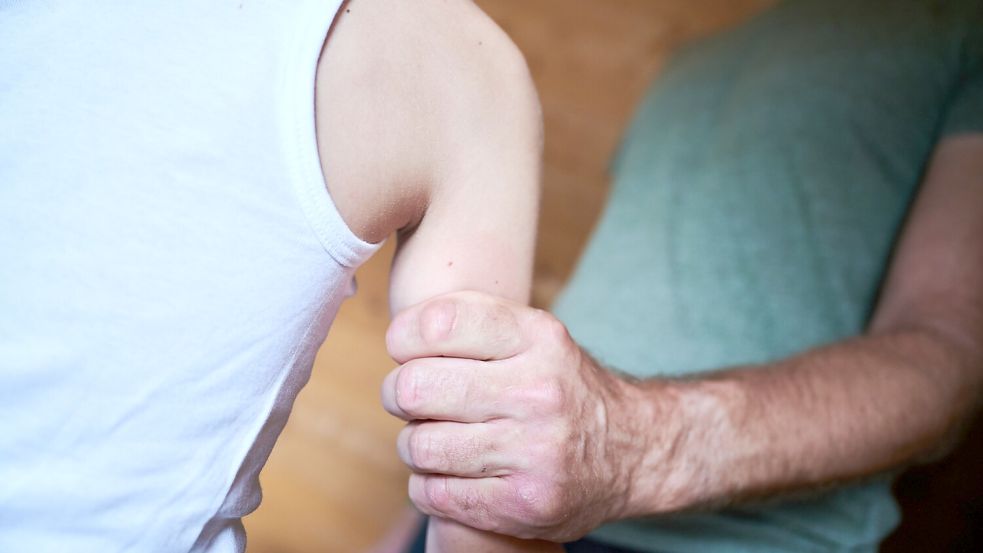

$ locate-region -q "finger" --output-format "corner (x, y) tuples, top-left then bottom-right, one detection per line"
(397, 420), (514, 477)
(386, 291), (530, 364)
(381, 357), (518, 422)
(408, 473), (513, 534)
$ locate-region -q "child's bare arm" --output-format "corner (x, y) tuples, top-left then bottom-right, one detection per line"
(316, 1), (560, 551)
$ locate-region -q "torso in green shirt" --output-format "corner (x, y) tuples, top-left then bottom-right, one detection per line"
(553, 0), (983, 551)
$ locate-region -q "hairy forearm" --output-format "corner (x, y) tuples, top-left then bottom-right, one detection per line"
(617, 326), (983, 518)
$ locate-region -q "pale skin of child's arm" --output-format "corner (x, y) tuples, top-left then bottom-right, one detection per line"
(315, 1), (563, 551)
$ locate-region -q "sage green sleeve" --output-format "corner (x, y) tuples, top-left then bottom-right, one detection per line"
(942, 7), (983, 135)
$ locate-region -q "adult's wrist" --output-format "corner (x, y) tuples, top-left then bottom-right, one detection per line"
(615, 375), (746, 519)
(613, 376), (684, 520)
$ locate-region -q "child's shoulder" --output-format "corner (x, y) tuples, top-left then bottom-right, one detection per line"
(314, 0), (540, 244)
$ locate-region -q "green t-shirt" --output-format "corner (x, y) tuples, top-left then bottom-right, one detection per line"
(552, 0), (983, 551)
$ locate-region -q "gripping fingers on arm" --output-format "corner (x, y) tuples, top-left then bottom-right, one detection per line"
(387, 291), (530, 364)
(397, 420), (514, 477)
(381, 356), (518, 422)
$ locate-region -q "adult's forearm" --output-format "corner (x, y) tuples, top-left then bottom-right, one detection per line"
(382, 292), (982, 542)
(618, 326), (983, 518)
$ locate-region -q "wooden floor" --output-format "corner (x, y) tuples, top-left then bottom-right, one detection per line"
(243, 2), (773, 551)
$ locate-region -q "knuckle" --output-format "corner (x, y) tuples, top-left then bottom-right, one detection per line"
(419, 298), (458, 346)
(526, 380), (565, 414)
(531, 310), (579, 365)
(408, 476), (440, 517)
(408, 428), (440, 471)
(536, 310), (570, 345)
(424, 477), (452, 512)
(394, 362), (426, 417)
(511, 479), (559, 525)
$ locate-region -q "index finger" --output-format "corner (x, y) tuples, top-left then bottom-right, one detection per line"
(386, 291), (528, 363)
(381, 357), (518, 422)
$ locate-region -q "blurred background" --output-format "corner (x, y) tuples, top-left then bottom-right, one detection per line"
(243, 1), (982, 551)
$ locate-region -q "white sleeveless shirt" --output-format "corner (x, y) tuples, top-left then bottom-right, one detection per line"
(0, 1), (380, 551)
